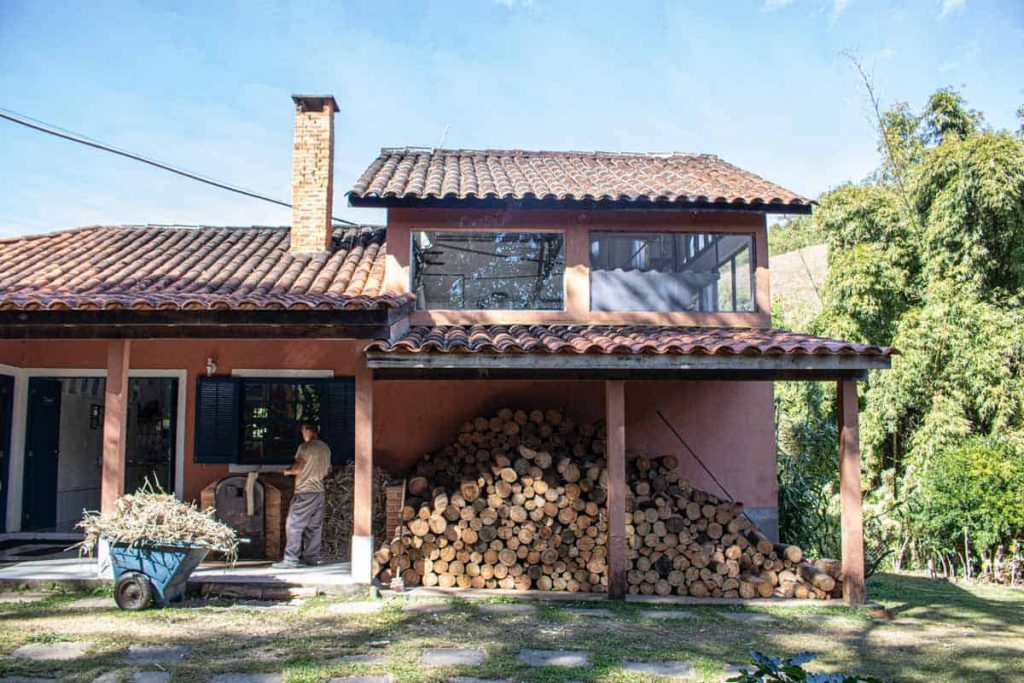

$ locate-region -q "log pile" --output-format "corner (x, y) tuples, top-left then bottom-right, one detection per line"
(373, 407), (843, 599)
(625, 454), (842, 600)
(373, 408), (609, 592)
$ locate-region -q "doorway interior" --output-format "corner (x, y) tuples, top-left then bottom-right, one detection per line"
(21, 376), (179, 532)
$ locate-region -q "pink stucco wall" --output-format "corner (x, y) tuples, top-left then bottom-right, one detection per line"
(373, 379), (777, 508)
(0, 340), (777, 511)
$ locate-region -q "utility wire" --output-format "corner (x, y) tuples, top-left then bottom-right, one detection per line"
(656, 410), (734, 501)
(0, 107), (356, 226)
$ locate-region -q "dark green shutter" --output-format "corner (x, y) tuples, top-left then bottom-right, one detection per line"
(194, 376), (239, 463)
(320, 377), (355, 465)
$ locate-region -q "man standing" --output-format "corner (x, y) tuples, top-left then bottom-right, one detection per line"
(273, 421), (331, 569)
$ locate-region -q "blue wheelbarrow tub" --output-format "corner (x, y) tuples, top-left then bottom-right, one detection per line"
(108, 542), (211, 606)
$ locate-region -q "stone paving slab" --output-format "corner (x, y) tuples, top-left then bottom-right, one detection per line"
(478, 603), (535, 616)
(623, 660), (695, 679)
(0, 678), (62, 683)
(328, 677), (392, 683)
(72, 596), (115, 609)
(335, 654), (388, 665)
(449, 678), (512, 683)
(719, 612), (776, 623)
(208, 674), (283, 683)
(402, 601), (452, 615)
(562, 607), (614, 618)
(517, 649), (590, 667)
(126, 644), (191, 664)
(327, 601), (382, 615)
(420, 647), (487, 666)
(11, 641), (93, 661)
(723, 663), (754, 680)
(234, 599), (303, 611)
(0, 593), (49, 604)
(640, 610), (697, 620)
(131, 673), (172, 683)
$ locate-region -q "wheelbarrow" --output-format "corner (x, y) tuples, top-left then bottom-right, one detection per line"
(107, 541), (211, 610)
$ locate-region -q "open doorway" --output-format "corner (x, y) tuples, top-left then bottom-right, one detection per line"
(21, 376), (179, 532)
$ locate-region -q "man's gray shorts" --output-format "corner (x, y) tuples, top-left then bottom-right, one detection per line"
(284, 491), (324, 563)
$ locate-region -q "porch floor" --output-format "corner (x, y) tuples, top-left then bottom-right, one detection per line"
(0, 557), (356, 590)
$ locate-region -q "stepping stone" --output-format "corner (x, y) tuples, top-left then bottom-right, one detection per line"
(328, 678), (392, 683)
(420, 647), (487, 666)
(623, 660), (694, 679)
(126, 644), (191, 663)
(517, 649), (590, 667)
(335, 654), (388, 665)
(235, 599), (302, 611)
(478, 603), (535, 615)
(449, 679), (512, 683)
(563, 607), (614, 618)
(11, 641), (93, 661)
(208, 675), (283, 683)
(72, 597), (115, 609)
(641, 610), (697, 620)
(0, 593), (49, 604)
(328, 601), (382, 615)
(720, 612), (776, 623)
(723, 663), (754, 680)
(132, 674), (171, 683)
(1, 678), (62, 683)
(402, 601), (452, 615)
(92, 674), (120, 683)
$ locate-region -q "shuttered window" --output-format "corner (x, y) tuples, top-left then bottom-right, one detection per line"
(194, 376), (354, 465)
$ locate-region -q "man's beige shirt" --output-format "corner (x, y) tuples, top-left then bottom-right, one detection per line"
(294, 439), (331, 494)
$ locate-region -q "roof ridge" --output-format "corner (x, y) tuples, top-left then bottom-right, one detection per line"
(378, 147), (710, 159)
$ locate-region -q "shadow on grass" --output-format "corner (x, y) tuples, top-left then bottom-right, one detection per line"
(0, 576), (1022, 682)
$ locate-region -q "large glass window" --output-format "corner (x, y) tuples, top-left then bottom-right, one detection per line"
(412, 231), (565, 310)
(589, 232), (756, 312)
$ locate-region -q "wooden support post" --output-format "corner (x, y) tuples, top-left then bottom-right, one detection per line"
(605, 379), (627, 599)
(352, 343), (375, 583)
(101, 339), (131, 513)
(838, 379), (866, 606)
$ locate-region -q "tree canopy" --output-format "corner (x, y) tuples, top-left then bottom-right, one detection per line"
(774, 87), (1024, 574)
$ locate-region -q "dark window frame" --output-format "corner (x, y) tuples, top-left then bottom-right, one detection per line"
(410, 230), (567, 311)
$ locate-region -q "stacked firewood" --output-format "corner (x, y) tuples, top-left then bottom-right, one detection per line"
(373, 407), (842, 599)
(625, 454), (843, 600)
(373, 408), (609, 592)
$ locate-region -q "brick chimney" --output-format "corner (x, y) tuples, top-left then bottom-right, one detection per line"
(290, 95), (339, 253)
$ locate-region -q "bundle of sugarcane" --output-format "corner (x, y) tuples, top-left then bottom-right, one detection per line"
(77, 486), (238, 560)
(322, 463), (392, 561)
(373, 408), (610, 592)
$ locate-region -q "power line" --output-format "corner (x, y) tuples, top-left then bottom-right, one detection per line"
(0, 107), (356, 226)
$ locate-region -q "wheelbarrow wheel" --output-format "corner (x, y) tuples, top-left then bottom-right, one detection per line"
(114, 572), (154, 611)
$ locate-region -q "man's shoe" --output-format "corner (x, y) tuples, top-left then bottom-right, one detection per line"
(271, 559), (299, 569)
(301, 558), (320, 567)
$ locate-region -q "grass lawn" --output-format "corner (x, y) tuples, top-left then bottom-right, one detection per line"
(0, 572), (1021, 682)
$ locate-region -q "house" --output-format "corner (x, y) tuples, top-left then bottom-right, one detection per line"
(0, 95), (892, 604)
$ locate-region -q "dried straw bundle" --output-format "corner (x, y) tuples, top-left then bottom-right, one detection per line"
(322, 463), (391, 561)
(77, 488), (238, 559)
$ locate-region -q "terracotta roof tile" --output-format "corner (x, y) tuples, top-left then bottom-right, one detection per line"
(0, 224), (413, 311)
(350, 148), (811, 210)
(367, 325), (895, 357)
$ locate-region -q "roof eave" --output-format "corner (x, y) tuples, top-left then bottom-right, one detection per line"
(348, 194), (814, 215)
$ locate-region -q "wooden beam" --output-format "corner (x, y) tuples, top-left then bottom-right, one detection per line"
(605, 380), (627, 599)
(101, 339), (131, 512)
(838, 379), (866, 606)
(352, 342), (375, 583)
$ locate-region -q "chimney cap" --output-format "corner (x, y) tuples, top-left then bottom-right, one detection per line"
(291, 95), (339, 113)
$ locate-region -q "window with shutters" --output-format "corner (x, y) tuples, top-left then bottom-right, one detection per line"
(193, 376), (354, 466)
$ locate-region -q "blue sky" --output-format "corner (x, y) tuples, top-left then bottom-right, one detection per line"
(1, 0), (1021, 236)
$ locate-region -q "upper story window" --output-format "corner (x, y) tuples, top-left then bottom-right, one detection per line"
(411, 231), (565, 310)
(590, 232), (756, 312)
